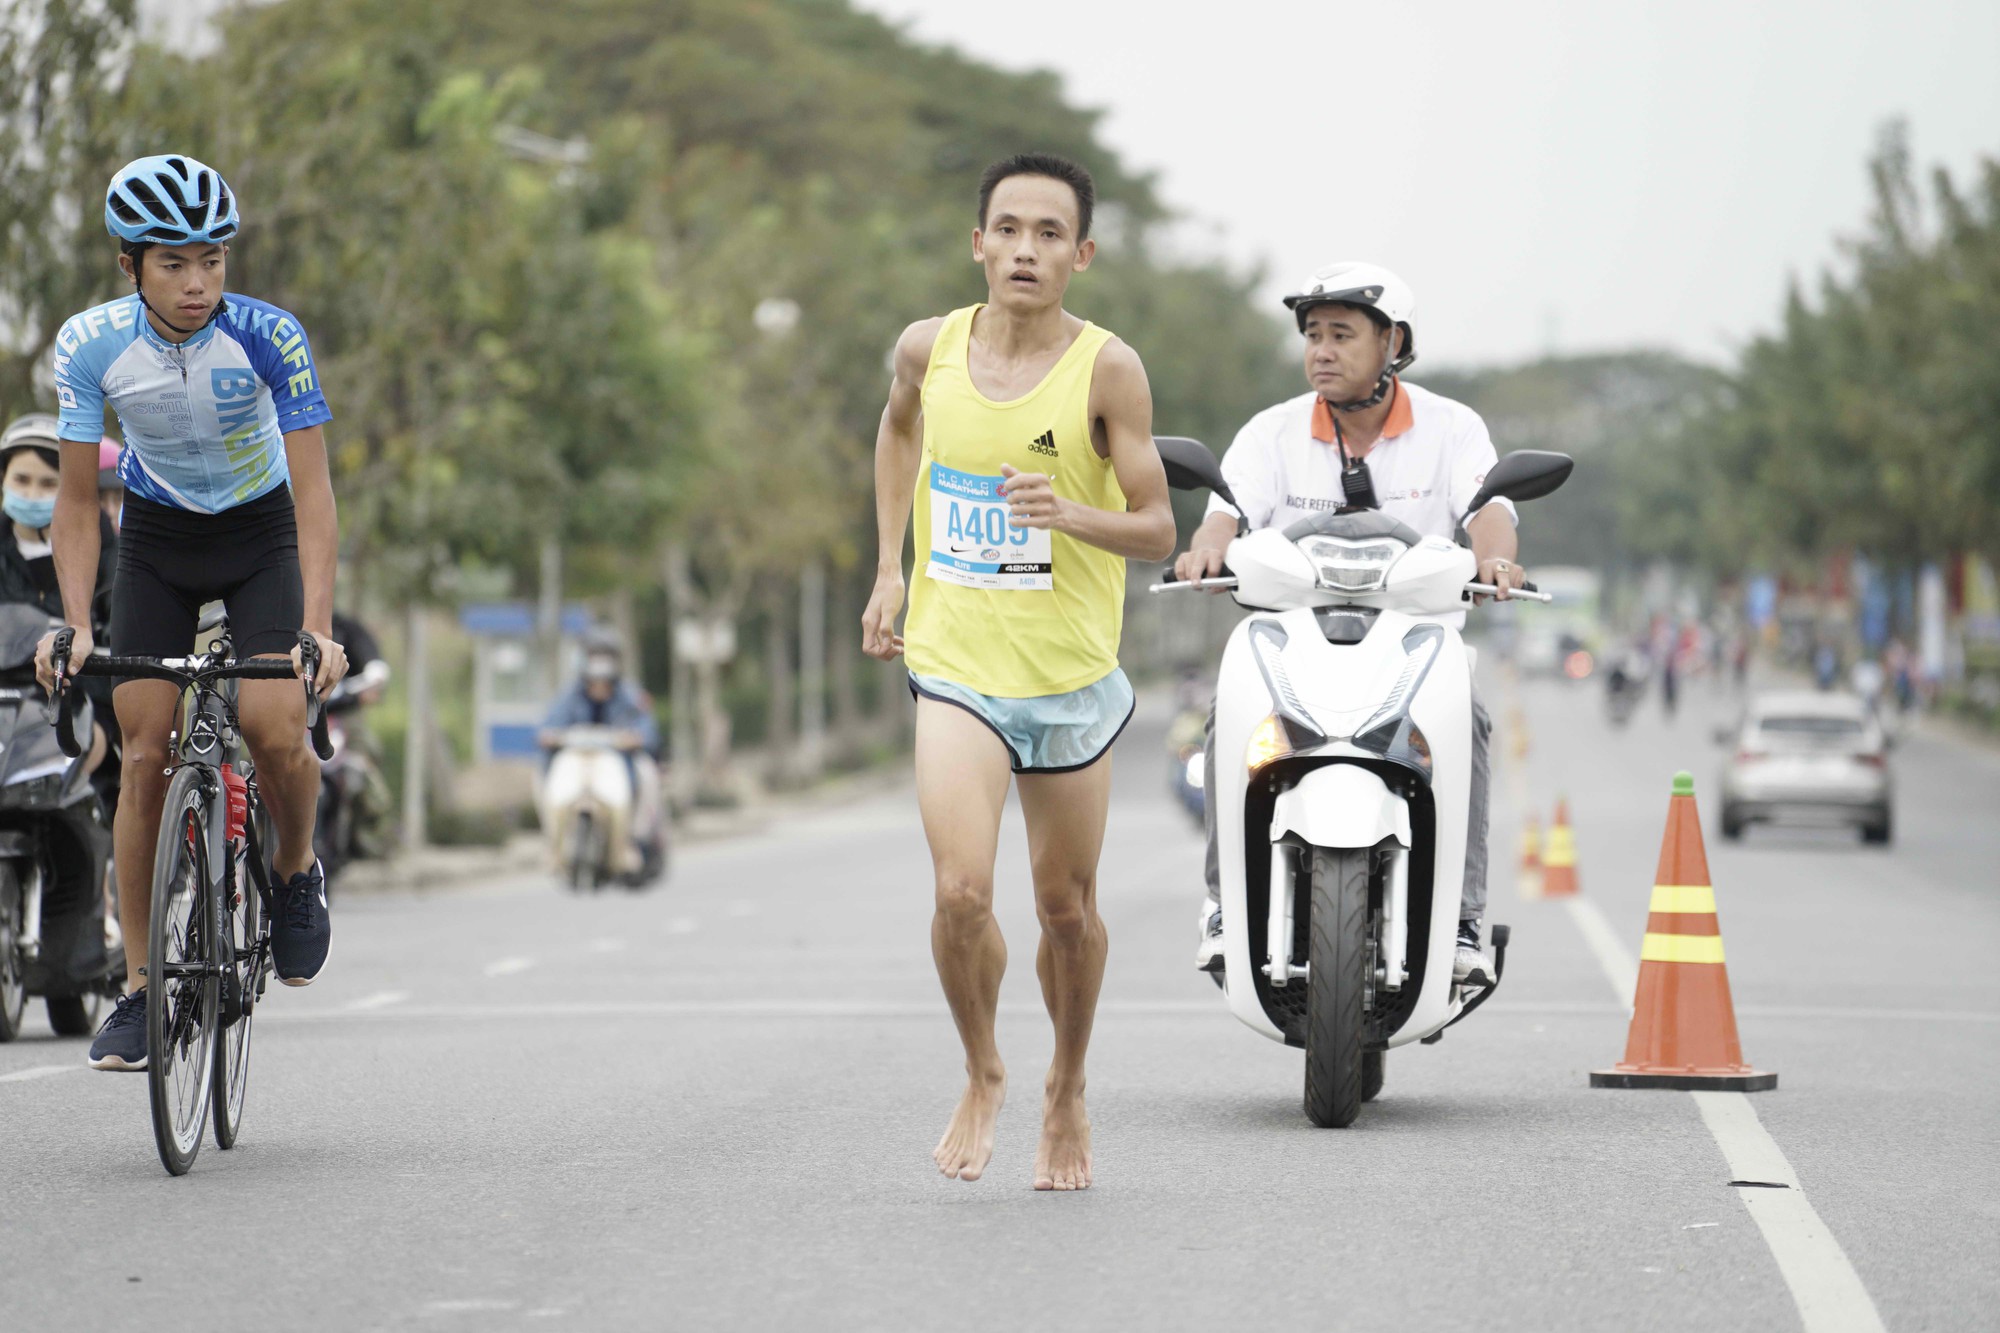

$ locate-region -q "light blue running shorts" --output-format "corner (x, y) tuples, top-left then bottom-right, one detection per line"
(908, 668), (1135, 774)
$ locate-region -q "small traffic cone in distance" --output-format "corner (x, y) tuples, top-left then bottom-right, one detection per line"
(1518, 813), (1544, 899)
(1541, 799), (1578, 898)
(1591, 772), (1776, 1091)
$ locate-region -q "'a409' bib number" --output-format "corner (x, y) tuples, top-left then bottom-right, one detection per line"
(926, 462), (1052, 591)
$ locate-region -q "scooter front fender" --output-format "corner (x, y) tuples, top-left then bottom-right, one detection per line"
(1269, 765), (1410, 849)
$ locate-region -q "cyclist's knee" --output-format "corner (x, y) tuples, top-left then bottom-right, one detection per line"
(121, 736), (173, 783)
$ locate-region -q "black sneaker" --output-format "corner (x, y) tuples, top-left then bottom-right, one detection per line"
(271, 860), (330, 987)
(87, 989), (148, 1070)
(1453, 918), (1492, 987)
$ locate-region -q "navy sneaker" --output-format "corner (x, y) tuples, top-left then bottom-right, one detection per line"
(271, 860), (331, 986)
(87, 989), (148, 1070)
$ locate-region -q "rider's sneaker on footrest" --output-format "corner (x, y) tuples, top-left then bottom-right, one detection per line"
(1195, 901), (1225, 973)
(1453, 918), (1492, 987)
(271, 860), (330, 986)
(87, 988), (148, 1070)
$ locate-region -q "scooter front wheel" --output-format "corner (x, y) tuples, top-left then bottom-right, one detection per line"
(1304, 846), (1370, 1127)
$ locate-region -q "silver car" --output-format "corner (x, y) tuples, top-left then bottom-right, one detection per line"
(1718, 691), (1893, 843)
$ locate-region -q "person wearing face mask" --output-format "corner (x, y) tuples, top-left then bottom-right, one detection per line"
(0, 413), (118, 775)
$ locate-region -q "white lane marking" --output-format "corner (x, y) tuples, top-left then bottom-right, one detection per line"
(1694, 1092), (1887, 1332)
(254, 998), (1233, 1025)
(1565, 897), (1638, 1009)
(588, 938), (626, 953)
(666, 918), (699, 935)
(344, 990), (411, 1012)
(482, 957), (535, 977)
(726, 902), (759, 918)
(1568, 897), (1886, 1333)
(0, 1064), (80, 1084)
(422, 1298), (520, 1314)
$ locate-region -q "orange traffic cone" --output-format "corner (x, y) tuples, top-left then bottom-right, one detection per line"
(1591, 772), (1776, 1091)
(1518, 813), (1544, 899)
(1540, 799), (1578, 898)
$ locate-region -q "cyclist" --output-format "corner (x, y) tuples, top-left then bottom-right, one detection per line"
(33, 154), (349, 1071)
(537, 630), (663, 879)
(862, 153), (1175, 1191)
(1171, 261), (1523, 989)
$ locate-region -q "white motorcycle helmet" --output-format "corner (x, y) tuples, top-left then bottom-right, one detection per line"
(1282, 261), (1418, 409)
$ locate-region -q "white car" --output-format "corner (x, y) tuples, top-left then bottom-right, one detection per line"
(1718, 691), (1893, 843)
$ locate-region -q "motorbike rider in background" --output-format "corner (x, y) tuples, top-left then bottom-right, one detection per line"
(538, 630), (664, 878)
(1170, 262), (1527, 987)
(97, 437), (126, 532)
(323, 608), (394, 867)
(1, 414), (117, 777)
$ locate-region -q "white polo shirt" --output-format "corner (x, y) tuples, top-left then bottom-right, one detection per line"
(1205, 380), (1514, 626)
(1205, 379), (1515, 539)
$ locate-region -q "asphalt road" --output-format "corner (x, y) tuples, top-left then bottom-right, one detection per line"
(2, 669), (1995, 1332)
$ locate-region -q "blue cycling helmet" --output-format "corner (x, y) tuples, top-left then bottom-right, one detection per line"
(103, 154), (239, 246)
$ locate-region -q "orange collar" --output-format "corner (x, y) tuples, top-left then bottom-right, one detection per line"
(1311, 377), (1413, 445)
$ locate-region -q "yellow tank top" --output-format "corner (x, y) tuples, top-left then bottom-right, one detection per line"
(905, 305), (1126, 698)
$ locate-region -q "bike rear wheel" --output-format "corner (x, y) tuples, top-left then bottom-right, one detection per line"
(212, 849), (262, 1150)
(1304, 846), (1370, 1128)
(148, 769), (219, 1176)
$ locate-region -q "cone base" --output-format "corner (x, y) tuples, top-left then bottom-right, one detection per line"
(1590, 1068), (1777, 1091)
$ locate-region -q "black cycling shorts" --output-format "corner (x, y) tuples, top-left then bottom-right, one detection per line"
(111, 487), (304, 661)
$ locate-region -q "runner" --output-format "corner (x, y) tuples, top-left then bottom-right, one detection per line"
(862, 153), (1175, 1191)
(34, 154), (348, 1071)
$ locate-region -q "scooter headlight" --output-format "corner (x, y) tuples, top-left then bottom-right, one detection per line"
(1245, 714), (1292, 771)
(1296, 536), (1405, 593)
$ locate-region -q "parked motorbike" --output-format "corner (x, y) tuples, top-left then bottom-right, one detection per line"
(314, 659), (392, 890)
(1152, 438), (1572, 1127)
(539, 726), (663, 892)
(0, 603), (120, 1041)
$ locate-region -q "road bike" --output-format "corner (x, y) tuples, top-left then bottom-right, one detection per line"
(49, 624), (329, 1175)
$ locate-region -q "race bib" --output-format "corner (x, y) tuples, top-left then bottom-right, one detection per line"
(926, 462), (1052, 591)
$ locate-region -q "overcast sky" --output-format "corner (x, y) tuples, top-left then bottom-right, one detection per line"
(855, 0), (2000, 369)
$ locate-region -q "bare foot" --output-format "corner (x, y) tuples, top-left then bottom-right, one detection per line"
(1033, 1090), (1092, 1191)
(934, 1071), (1006, 1181)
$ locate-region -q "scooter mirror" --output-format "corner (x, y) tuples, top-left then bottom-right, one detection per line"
(1462, 450), (1574, 520)
(1155, 436), (1234, 506)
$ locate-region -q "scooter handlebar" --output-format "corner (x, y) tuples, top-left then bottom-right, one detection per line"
(1464, 581), (1552, 603)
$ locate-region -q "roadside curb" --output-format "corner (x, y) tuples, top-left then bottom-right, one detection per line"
(332, 761), (917, 896)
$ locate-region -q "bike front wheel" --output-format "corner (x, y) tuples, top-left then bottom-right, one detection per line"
(212, 844), (262, 1150)
(148, 767), (219, 1176)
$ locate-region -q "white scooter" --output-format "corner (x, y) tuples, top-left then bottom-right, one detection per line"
(1152, 438), (1573, 1127)
(540, 727), (657, 893)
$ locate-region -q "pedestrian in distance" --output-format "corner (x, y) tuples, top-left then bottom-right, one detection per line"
(861, 152), (1176, 1191)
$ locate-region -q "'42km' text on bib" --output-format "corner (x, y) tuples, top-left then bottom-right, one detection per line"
(926, 463), (1052, 591)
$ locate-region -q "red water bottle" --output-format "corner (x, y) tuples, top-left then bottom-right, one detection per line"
(221, 764), (249, 843)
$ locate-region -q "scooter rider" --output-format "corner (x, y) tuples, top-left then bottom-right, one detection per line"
(1, 414), (118, 776)
(537, 630), (663, 876)
(1172, 261), (1525, 986)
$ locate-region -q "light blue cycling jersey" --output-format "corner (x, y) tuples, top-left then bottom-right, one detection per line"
(51, 292), (332, 515)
